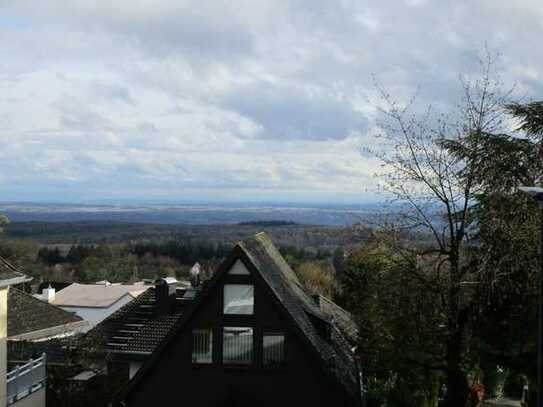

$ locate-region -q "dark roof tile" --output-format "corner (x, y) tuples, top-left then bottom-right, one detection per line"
(0, 256), (29, 287)
(8, 288), (86, 340)
(316, 295), (359, 344)
(86, 287), (185, 355)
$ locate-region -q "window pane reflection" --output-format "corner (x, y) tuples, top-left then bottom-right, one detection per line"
(223, 327), (253, 365)
(223, 285), (254, 315)
(192, 329), (213, 364)
(263, 332), (285, 367)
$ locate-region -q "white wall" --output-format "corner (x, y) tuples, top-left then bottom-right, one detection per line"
(59, 295), (134, 329)
(0, 287), (7, 406)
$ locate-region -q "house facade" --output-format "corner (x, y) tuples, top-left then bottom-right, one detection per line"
(118, 233), (361, 407)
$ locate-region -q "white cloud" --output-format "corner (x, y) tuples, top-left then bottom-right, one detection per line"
(0, 0), (541, 203)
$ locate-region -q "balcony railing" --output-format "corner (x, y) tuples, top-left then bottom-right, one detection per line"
(7, 353), (47, 406)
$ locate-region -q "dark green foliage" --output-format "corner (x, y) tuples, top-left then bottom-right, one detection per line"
(2, 220), (370, 287)
(66, 245), (96, 264)
(38, 247), (66, 265)
(341, 242), (443, 407)
(440, 131), (542, 193)
(279, 244), (331, 266)
(38, 244), (121, 266)
(440, 100), (543, 404)
(506, 102), (543, 140)
(129, 239), (232, 265)
(46, 369), (126, 407)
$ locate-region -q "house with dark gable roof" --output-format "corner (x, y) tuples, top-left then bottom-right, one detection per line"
(115, 233), (362, 407)
(8, 287), (88, 341)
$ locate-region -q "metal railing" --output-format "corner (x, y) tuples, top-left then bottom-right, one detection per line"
(6, 353), (47, 406)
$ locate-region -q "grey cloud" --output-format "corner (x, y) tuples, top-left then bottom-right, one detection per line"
(122, 13), (254, 60)
(10, 1), (255, 62)
(222, 83), (368, 140)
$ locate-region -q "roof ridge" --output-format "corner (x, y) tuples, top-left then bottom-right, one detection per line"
(0, 255), (30, 286)
(241, 233), (330, 320)
(317, 295), (353, 316)
(0, 255), (23, 273)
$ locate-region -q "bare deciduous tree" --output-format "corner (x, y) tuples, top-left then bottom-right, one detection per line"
(369, 52), (515, 407)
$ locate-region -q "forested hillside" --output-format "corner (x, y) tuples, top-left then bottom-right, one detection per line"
(0, 221), (371, 297)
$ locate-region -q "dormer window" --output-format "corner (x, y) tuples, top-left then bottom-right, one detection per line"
(223, 284), (254, 315)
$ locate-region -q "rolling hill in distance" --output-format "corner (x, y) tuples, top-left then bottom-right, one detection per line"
(0, 201), (384, 226)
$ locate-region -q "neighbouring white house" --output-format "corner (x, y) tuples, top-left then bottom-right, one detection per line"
(36, 282), (148, 328)
(0, 256), (47, 407)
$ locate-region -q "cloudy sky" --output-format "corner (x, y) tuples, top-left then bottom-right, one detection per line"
(0, 1), (541, 204)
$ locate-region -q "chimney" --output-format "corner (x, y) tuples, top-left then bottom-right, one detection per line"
(42, 285), (56, 303)
(155, 278), (174, 315)
(190, 262), (201, 288)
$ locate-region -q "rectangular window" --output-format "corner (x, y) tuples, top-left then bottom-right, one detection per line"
(263, 332), (285, 367)
(192, 329), (213, 364)
(223, 327), (253, 365)
(223, 284), (254, 315)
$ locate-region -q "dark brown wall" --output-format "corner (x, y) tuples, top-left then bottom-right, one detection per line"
(126, 260), (354, 407)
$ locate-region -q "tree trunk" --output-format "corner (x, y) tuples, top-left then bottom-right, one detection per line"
(445, 327), (469, 407)
(445, 369), (469, 407)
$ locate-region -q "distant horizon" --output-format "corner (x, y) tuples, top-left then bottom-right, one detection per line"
(0, 197), (386, 209)
(0, 199), (389, 227)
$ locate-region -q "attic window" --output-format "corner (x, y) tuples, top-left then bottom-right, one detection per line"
(223, 327), (253, 365)
(223, 284), (254, 315)
(228, 260), (250, 275)
(192, 329), (213, 364)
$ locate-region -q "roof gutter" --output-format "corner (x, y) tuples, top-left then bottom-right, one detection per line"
(0, 275), (32, 289)
(8, 320), (89, 341)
